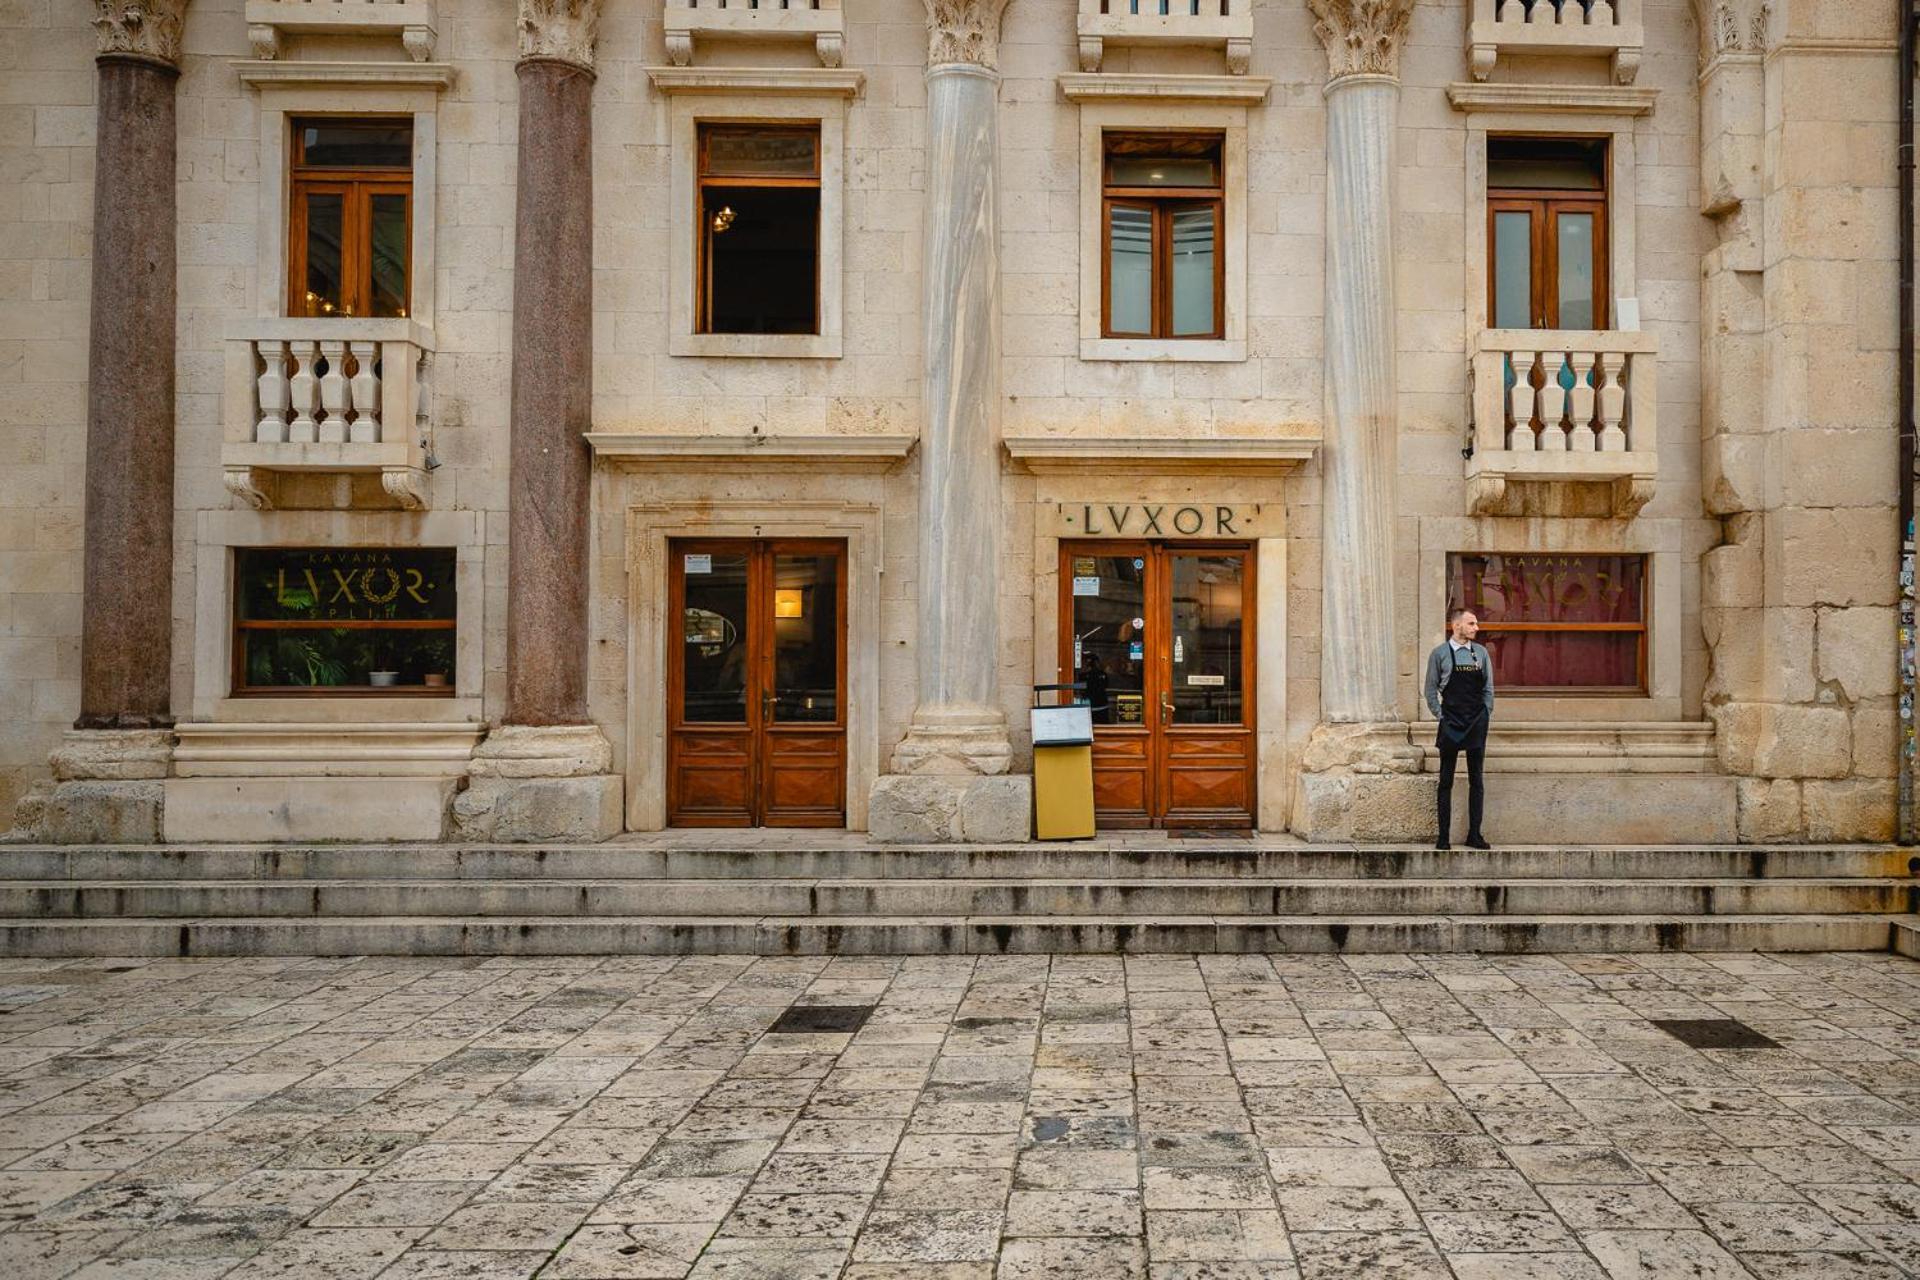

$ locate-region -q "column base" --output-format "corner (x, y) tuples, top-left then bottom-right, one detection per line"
(14, 729), (173, 843)
(1293, 721), (1427, 843)
(889, 710), (1016, 776)
(869, 774), (1033, 844)
(451, 725), (623, 842)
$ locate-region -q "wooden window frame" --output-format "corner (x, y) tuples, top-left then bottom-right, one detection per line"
(695, 122), (823, 337)
(1100, 134), (1225, 341)
(1486, 138), (1609, 331)
(1450, 552), (1649, 695)
(287, 118), (414, 320)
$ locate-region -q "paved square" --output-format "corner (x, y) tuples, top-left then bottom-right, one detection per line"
(0, 951), (1916, 1279)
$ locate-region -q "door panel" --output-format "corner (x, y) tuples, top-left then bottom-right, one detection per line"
(1061, 541), (1256, 830)
(669, 540), (846, 827)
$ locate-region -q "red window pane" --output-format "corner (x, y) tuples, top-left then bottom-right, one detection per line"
(1447, 553), (1646, 691)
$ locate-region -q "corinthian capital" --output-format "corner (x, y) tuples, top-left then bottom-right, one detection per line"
(1693, 0), (1770, 68)
(518, 0), (600, 71)
(1307, 0), (1414, 83)
(92, 0), (189, 68)
(922, 0), (1012, 71)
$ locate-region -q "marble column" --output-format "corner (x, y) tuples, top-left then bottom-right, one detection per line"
(22, 1), (194, 842)
(455, 0), (621, 841)
(869, 0), (1031, 841)
(1310, 0), (1412, 728)
(79, 0), (189, 732)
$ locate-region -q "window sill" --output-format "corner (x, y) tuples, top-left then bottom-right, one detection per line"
(672, 332), (842, 360)
(1080, 337), (1245, 363)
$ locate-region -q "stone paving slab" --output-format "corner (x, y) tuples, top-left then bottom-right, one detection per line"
(0, 952), (1915, 1279)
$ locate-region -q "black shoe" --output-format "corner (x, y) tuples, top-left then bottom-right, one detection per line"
(1465, 835), (1491, 850)
(1434, 841), (1451, 851)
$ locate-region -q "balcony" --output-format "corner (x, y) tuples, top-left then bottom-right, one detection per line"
(1077, 0), (1253, 75)
(244, 0), (437, 61)
(1466, 0), (1642, 85)
(663, 0), (845, 68)
(221, 318), (435, 511)
(1465, 329), (1657, 516)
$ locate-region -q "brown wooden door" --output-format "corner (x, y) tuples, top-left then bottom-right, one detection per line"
(1060, 542), (1255, 830)
(668, 539), (847, 827)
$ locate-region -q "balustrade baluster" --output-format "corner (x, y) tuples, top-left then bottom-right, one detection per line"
(254, 341), (289, 443)
(1537, 350), (1569, 450)
(349, 340), (381, 443)
(317, 339), (348, 443)
(1590, 0), (1613, 24)
(287, 339), (319, 442)
(1567, 350), (1597, 450)
(1596, 351), (1628, 450)
(1507, 350), (1537, 451)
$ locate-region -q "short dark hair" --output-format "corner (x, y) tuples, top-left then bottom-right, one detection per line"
(1447, 606), (1474, 625)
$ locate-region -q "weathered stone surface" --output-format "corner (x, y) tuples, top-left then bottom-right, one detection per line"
(1774, 508), (1899, 608)
(1300, 773), (1739, 845)
(1735, 777), (1801, 842)
(49, 729), (171, 781)
(17, 780), (163, 844)
(1801, 778), (1896, 842)
(451, 774), (622, 843)
(868, 774), (1031, 844)
(1816, 606), (1897, 702)
(1748, 703), (1853, 779)
(1849, 705), (1897, 778)
(165, 777), (456, 842)
(469, 725), (614, 779)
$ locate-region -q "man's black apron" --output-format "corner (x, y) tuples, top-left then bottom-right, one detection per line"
(1437, 646), (1488, 752)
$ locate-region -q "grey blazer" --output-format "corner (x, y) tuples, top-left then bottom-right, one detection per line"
(1424, 641), (1495, 720)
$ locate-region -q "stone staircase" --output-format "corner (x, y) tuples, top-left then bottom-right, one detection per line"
(0, 840), (1913, 957)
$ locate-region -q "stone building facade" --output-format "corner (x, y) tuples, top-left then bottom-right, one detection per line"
(0, 0), (1906, 844)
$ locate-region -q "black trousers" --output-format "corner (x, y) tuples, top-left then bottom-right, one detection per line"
(1436, 744), (1485, 844)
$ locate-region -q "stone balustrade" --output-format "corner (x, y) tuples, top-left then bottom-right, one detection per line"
(1466, 328), (1657, 515)
(1077, 0), (1252, 74)
(663, 0), (845, 67)
(245, 0), (437, 59)
(1466, 0), (1641, 83)
(221, 318), (435, 510)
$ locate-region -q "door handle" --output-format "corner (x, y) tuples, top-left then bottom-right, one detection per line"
(762, 690), (777, 722)
(1160, 695), (1174, 726)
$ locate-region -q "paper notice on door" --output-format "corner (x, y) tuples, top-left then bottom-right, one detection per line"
(1187, 674), (1225, 687)
(1174, 636), (1185, 664)
(1073, 639), (1083, 668)
(1072, 576), (1100, 596)
(684, 554), (712, 574)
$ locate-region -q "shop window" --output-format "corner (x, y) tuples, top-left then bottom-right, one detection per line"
(697, 123), (821, 335)
(233, 547), (456, 695)
(289, 118), (413, 319)
(1487, 136), (1607, 330)
(1102, 132), (1224, 340)
(1447, 552), (1646, 692)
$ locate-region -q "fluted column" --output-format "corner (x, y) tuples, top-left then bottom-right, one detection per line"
(78, 0), (189, 730)
(455, 0), (621, 841)
(1310, 0), (1412, 726)
(891, 0), (1015, 777)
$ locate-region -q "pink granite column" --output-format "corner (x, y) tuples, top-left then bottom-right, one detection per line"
(78, 4), (189, 729)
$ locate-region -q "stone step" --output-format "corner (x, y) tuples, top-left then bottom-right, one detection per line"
(1897, 920), (1920, 959)
(4, 877), (1912, 919)
(0, 914), (1900, 958)
(3, 844), (1911, 882)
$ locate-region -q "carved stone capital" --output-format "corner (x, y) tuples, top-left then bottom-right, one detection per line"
(517, 0), (600, 71)
(93, 0), (190, 68)
(922, 0), (1012, 71)
(1307, 0), (1413, 84)
(1694, 0), (1770, 69)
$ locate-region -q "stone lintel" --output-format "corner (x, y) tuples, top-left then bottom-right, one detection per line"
(1004, 435), (1317, 475)
(1056, 72), (1273, 105)
(644, 66), (865, 97)
(1446, 81), (1658, 115)
(586, 433), (912, 471)
(232, 59), (457, 90)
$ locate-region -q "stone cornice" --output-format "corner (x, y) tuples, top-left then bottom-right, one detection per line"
(93, 0), (190, 68)
(1446, 82), (1658, 115)
(1307, 0), (1414, 84)
(517, 0), (600, 71)
(923, 0), (1011, 71)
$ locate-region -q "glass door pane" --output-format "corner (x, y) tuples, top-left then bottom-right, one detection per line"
(1070, 552), (1149, 727)
(1169, 204), (1216, 336)
(1492, 209), (1532, 329)
(679, 550), (749, 723)
(1168, 553), (1245, 725)
(1107, 204), (1153, 336)
(369, 192), (409, 318)
(1554, 209), (1596, 329)
(300, 190), (345, 316)
(770, 551), (838, 724)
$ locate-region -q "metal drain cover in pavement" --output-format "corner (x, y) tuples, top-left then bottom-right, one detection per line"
(770, 1004), (874, 1034)
(1652, 1018), (1781, 1049)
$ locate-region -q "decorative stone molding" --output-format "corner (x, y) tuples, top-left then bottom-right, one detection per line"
(1446, 82), (1657, 116)
(663, 0), (844, 69)
(1307, 0), (1414, 84)
(1695, 0), (1769, 69)
(244, 0), (437, 63)
(1466, 0), (1643, 86)
(644, 66), (864, 97)
(51, 728), (174, 781)
(517, 0), (600, 71)
(923, 0), (1012, 71)
(468, 724), (613, 779)
(587, 433), (911, 471)
(233, 60), (457, 89)
(1056, 72), (1272, 105)
(1075, 0), (1252, 77)
(222, 466), (270, 510)
(1003, 435), (1317, 475)
(93, 0), (189, 68)
(380, 469), (428, 510)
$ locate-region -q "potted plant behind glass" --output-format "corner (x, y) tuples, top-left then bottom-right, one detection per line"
(419, 636), (452, 689)
(366, 634), (400, 687)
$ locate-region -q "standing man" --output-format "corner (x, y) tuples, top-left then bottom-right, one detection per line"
(1424, 607), (1495, 850)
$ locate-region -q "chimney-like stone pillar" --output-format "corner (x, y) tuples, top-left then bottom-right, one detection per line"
(868, 0), (1032, 842)
(453, 0), (622, 842)
(20, 1), (193, 842)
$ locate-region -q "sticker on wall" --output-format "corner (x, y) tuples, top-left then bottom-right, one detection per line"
(1174, 636), (1185, 664)
(1188, 674), (1225, 687)
(1073, 639), (1083, 668)
(1133, 558), (1145, 570)
(684, 554), (712, 574)
(1132, 617), (1145, 631)
(1129, 641), (1144, 660)
(1072, 576), (1101, 597)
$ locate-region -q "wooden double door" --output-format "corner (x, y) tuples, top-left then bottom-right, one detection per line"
(1060, 542), (1256, 829)
(669, 539), (846, 827)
